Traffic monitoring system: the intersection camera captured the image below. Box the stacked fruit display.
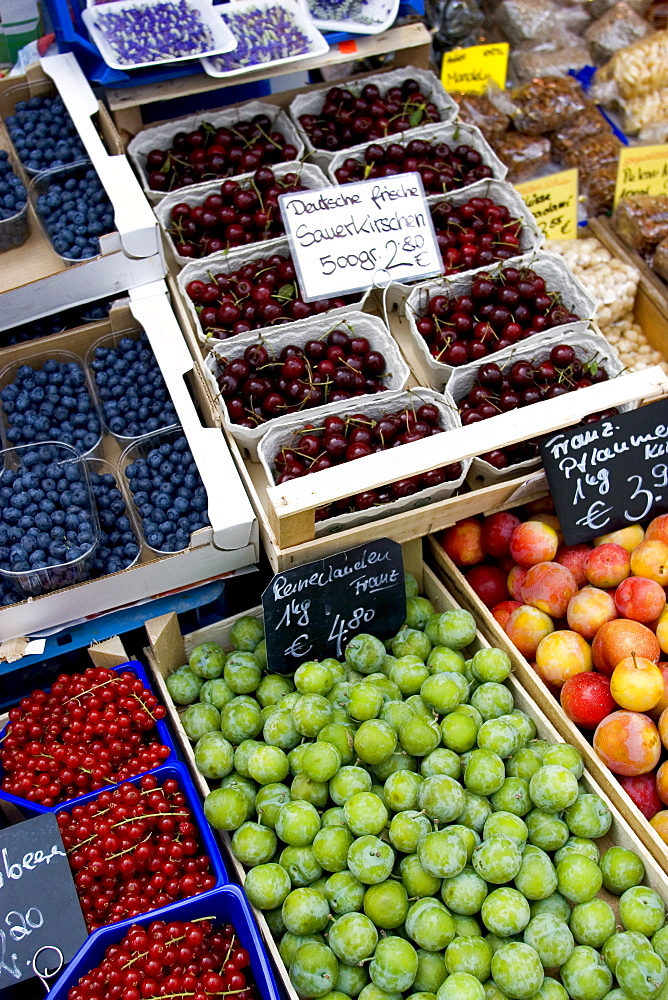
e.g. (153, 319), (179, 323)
(57, 771), (217, 931)
(332, 138), (494, 191)
(217, 330), (391, 429)
(65, 914), (257, 1000)
(143, 113), (299, 193)
(416, 267), (583, 366)
(297, 80), (442, 152)
(441, 509), (668, 841)
(185, 252), (353, 340)
(269, 405), (462, 521)
(457, 344), (618, 471)
(0, 666), (171, 806)
(166, 167), (306, 259)
(163, 591), (668, 1000)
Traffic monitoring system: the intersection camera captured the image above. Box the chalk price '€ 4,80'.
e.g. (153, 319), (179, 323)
(279, 172), (444, 301)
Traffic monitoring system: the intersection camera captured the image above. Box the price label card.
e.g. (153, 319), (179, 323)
(279, 173), (443, 302)
(515, 169), (579, 241)
(441, 43), (509, 95)
(614, 144), (668, 207)
(540, 398), (668, 545)
(0, 814), (87, 990)
(262, 539), (406, 674)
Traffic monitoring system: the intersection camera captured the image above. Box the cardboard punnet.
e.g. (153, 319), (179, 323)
(0, 54), (166, 331)
(0, 284), (258, 642)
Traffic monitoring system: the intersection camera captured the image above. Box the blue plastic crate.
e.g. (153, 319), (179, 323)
(48, 882), (280, 1000)
(0, 659), (177, 817)
(53, 760), (228, 932)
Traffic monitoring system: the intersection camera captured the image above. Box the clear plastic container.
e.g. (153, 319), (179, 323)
(86, 328), (180, 444)
(84, 456), (144, 576)
(0, 82), (88, 176)
(0, 349), (103, 459)
(29, 160), (115, 266)
(119, 425), (210, 557)
(0, 142), (29, 253)
(0, 441), (100, 597)
(0, 197), (28, 254)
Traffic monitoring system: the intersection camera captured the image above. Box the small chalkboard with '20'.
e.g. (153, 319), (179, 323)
(0, 813), (87, 991)
(540, 398), (668, 545)
(262, 539), (406, 674)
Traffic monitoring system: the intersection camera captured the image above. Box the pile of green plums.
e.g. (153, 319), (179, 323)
(164, 582), (668, 1000)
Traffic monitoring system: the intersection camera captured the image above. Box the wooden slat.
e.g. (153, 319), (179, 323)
(265, 367), (668, 547)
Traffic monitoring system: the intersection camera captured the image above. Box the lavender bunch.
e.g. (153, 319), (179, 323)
(94, 0), (215, 63)
(209, 4), (312, 70)
(307, 0), (384, 22)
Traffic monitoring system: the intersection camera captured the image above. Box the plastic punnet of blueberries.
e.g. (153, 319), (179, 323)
(0, 357), (102, 456)
(124, 433), (210, 553)
(89, 332), (179, 441)
(0, 150), (28, 253)
(89, 470), (141, 577)
(0, 443), (99, 595)
(34, 163), (115, 261)
(5, 95), (87, 174)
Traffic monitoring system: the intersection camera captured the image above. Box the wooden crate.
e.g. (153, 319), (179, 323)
(428, 535), (668, 873)
(0, 55), (163, 332)
(143, 541), (668, 1000)
(169, 270), (668, 570)
(589, 217), (668, 361)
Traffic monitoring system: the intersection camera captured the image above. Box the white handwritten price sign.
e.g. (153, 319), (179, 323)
(0, 813), (87, 989)
(278, 173), (443, 302)
(262, 539), (406, 673)
(540, 399), (668, 545)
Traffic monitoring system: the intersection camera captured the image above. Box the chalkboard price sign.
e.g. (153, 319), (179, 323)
(540, 398), (668, 545)
(262, 539), (406, 673)
(0, 813), (87, 991)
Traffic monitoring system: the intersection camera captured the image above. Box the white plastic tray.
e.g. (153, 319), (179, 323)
(307, 0), (399, 36)
(202, 0), (329, 78)
(126, 101), (304, 206)
(82, 0), (237, 71)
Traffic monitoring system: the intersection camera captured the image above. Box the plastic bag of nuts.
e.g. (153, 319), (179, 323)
(510, 76), (588, 134)
(653, 236), (668, 280)
(584, 1), (652, 64)
(492, 132), (551, 182)
(612, 195), (668, 254)
(451, 92), (510, 145)
(551, 103), (613, 163)
(595, 29), (668, 98)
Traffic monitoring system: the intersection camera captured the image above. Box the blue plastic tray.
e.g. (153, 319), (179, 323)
(54, 760), (228, 928)
(0, 659), (177, 817)
(48, 882), (280, 1000)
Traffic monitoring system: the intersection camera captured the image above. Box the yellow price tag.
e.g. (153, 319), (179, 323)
(515, 169), (579, 241)
(440, 43), (509, 95)
(614, 144), (668, 207)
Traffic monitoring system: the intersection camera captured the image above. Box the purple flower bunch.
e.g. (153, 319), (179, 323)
(94, 0), (215, 63)
(210, 4), (312, 70)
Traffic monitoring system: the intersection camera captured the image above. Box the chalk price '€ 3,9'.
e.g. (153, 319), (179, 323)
(279, 173), (444, 301)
